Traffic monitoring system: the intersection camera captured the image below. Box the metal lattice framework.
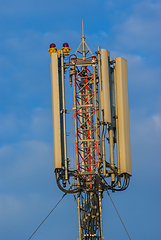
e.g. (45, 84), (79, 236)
(70, 31), (104, 238)
(73, 64), (100, 178)
(78, 191), (103, 240)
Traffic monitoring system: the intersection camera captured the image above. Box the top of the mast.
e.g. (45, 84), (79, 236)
(75, 20), (93, 58)
(82, 19), (84, 38)
(81, 19), (86, 59)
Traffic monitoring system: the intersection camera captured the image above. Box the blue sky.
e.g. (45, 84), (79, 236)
(0, 0), (161, 239)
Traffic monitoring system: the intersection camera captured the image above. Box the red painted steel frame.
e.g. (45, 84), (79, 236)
(73, 63), (99, 180)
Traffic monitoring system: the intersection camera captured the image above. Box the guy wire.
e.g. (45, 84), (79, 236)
(28, 193), (66, 240)
(107, 190), (131, 240)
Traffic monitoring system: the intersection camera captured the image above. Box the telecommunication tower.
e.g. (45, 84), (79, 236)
(48, 22), (132, 240)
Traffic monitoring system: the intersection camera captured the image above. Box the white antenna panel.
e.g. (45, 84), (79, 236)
(114, 57), (132, 175)
(50, 52), (62, 170)
(101, 49), (111, 124)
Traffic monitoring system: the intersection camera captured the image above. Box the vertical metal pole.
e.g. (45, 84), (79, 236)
(72, 63), (79, 171)
(93, 61), (99, 169)
(96, 74), (101, 158)
(97, 46), (106, 175)
(78, 192), (82, 240)
(113, 60), (120, 174)
(82, 20), (86, 60)
(109, 126), (115, 182)
(85, 67), (91, 176)
(98, 188), (103, 240)
(89, 81), (95, 171)
(109, 68), (115, 182)
(79, 84), (85, 172)
(61, 51), (68, 180)
(74, 67), (81, 238)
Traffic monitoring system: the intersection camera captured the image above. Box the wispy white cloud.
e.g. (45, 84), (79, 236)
(0, 139), (75, 239)
(112, 1), (161, 52)
(152, 114), (161, 130)
(0, 140), (53, 185)
(0, 113), (18, 136)
(0, 191), (74, 240)
(30, 108), (52, 139)
(0, 107), (54, 189)
(130, 109), (161, 174)
(0, 107), (52, 146)
(0, 194), (24, 221)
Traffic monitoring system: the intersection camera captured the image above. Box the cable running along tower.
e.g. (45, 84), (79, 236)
(48, 22), (132, 240)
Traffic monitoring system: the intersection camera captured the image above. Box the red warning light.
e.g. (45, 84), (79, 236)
(63, 43), (69, 48)
(50, 43), (56, 48)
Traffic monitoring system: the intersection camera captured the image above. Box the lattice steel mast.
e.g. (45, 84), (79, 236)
(48, 21), (132, 240)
